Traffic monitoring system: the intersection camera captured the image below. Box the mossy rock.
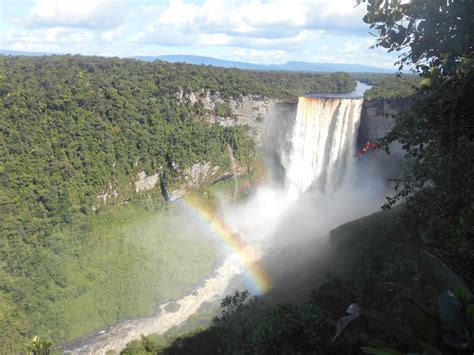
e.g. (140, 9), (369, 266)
(164, 303), (181, 313)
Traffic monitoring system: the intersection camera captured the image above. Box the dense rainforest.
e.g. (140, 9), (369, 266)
(0, 55), (356, 351)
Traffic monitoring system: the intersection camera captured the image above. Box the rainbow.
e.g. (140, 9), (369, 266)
(177, 195), (271, 295)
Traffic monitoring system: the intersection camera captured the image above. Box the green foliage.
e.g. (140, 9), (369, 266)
(0, 290), (28, 353)
(203, 290), (349, 354)
(212, 290), (261, 352)
(122, 334), (167, 355)
(1, 205), (220, 350)
(251, 303), (334, 354)
(358, 0), (474, 243)
(27, 335), (52, 355)
(214, 102), (232, 117)
(360, 0), (473, 71)
(334, 250), (474, 354)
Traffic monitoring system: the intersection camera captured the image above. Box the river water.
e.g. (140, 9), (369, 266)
(307, 81), (372, 99)
(63, 245), (263, 354)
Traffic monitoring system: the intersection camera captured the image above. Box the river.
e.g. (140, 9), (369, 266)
(62, 245), (263, 354)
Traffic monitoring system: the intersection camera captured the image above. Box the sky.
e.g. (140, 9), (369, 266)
(0, 0), (400, 69)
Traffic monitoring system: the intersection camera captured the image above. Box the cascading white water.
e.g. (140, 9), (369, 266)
(284, 97), (363, 198)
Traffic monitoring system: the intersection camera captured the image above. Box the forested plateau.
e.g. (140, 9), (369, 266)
(0, 55), (355, 350)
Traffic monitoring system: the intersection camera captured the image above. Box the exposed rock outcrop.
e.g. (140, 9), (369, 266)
(97, 183), (119, 202)
(135, 171), (160, 193)
(177, 89), (297, 147)
(168, 161), (226, 201)
(356, 98), (411, 183)
(357, 98), (410, 146)
(99, 93), (410, 206)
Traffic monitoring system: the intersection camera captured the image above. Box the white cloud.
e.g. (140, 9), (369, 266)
(158, 0), (200, 29)
(228, 29), (324, 50)
(198, 33), (232, 46)
(2, 27), (98, 52)
(230, 48), (288, 64)
(102, 25), (128, 43)
(26, 0), (126, 28)
(134, 0), (368, 50)
(0, 0), (398, 68)
(339, 41), (362, 53)
(197, 0), (366, 33)
(136, 24), (197, 46)
(308, 45), (398, 69)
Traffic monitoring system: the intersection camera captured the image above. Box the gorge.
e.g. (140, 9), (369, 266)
(0, 55), (413, 354)
(63, 82), (404, 354)
(3, 2), (471, 352)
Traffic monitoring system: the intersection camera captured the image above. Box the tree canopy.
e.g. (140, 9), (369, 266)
(360, 0), (474, 240)
(0, 54), (356, 351)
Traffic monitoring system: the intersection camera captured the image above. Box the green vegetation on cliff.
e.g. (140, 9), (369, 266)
(0, 55), (355, 351)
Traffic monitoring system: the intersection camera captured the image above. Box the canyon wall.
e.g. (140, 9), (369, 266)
(355, 98), (410, 185)
(357, 98), (410, 146)
(120, 93), (296, 204)
(176, 89), (297, 147)
(164, 94), (409, 200)
(96, 93), (409, 207)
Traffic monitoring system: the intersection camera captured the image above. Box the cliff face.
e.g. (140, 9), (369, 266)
(172, 90), (298, 187)
(166, 95), (411, 198)
(357, 98), (410, 146)
(126, 93), (298, 202)
(109, 95), (409, 206)
(177, 89), (297, 147)
(355, 98), (410, 185)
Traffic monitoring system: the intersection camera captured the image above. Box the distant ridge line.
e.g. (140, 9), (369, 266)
(136, 55), (393, 73)
(0, 50), (393, 73)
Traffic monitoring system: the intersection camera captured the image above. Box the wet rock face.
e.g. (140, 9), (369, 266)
(356, 98), (411, 184)
(135, 171), (160, 193)
(169, 161), (226, 201)
(358, 98), (410, 146)
(184, 161), (215, 186)
(164, 302), (181, 313)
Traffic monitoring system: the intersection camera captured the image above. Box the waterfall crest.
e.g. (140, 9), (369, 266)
(285, 97), (363, 197)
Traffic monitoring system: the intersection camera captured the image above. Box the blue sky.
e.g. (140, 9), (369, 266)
(0, 0), (399, 69)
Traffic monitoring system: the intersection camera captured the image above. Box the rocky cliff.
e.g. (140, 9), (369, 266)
(127, 92), (297, 202)
(357, 98), (410, 146)
(176, 89), (297, 147)
(170, 93), (410, 195)
(98, 94), (409, 207)
(174, 90), (298, 186)
(355, 98), (411, 184)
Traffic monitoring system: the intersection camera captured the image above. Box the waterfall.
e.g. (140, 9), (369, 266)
(284, 97), (363, 198)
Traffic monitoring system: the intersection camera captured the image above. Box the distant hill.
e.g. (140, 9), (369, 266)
(0, 49), (56, 56)
(0, 50), (393, 73)
(135, 54), (393, 73)
(135, 55), (263, 70)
